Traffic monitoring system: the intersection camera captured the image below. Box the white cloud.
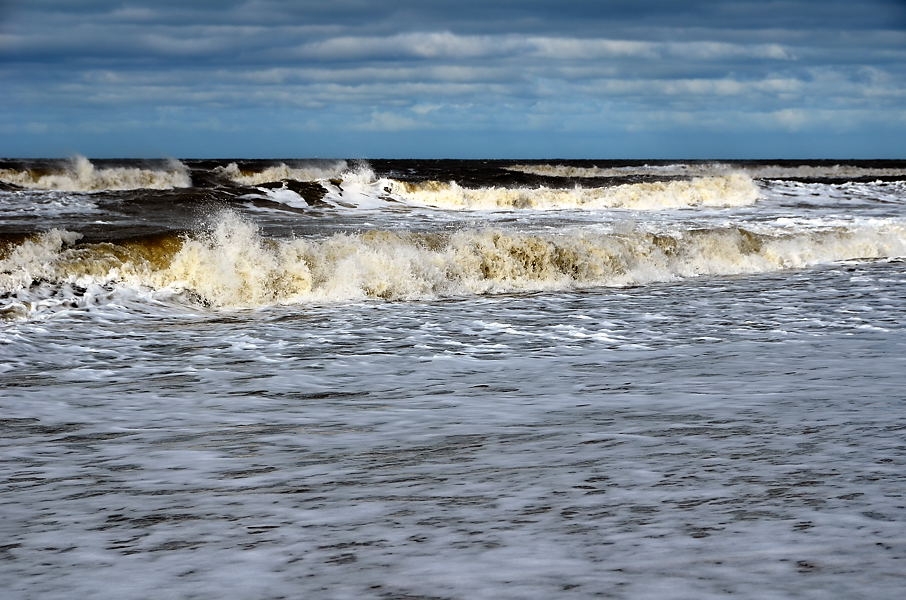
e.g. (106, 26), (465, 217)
(663, 41), (794, 61)
(771, 108), (810, 130)
(359, 111), (423, 131)
(296, 31), (514, 60)
(109, 6), (158, 22)
(411, 104), (442, 115)
(528, 37), (658, 59)
(293, 32), (796, 64)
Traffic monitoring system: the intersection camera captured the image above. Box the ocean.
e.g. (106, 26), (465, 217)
(2, 157), (905, 598)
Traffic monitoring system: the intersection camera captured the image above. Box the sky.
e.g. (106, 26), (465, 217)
(1, 0), (905, 158)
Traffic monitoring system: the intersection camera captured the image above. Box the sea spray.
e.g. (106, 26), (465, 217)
(389, 173), (759, 210)
(161, 212), (314, 306)
(0, 156), (192, 191)
(3, 211), (904, 312)
(505, 162), (906, 180)
(214, 160), (351, 185)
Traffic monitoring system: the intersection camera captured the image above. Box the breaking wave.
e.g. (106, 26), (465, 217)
(506, 163), (906, 180)
(3, 211), (904, 316)
(504, 163), (718, 178)
(215, 160), (351, 185)
(0, 158), (760, 212)
(743, 164), (906, 180)
(205, 162), (761, 212)
(389, 174), (759, 210)
(0, 156), (192, 191)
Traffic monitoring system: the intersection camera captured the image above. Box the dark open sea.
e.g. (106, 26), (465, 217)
(2, 157), (905, 598)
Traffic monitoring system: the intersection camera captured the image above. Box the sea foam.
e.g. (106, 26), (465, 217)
(506, 162), (906, 180)
(0, 156), (192, 191)
(389, 174), (759, 210)
(215, 160), (351, 185)
(3, 212), (904, 314)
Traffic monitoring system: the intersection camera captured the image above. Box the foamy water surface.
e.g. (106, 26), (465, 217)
(2, 159), (905, 598)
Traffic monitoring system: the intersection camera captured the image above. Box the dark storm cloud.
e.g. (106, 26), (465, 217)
(2, 0), (905, 156)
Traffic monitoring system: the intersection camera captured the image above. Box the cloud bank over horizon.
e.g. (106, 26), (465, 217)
(2, 0), (905, 158)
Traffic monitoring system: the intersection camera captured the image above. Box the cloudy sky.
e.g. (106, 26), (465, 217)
(2, 0), (905, 158)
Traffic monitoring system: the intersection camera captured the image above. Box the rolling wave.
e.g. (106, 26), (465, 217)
(1, 158), (760, 213)
(0, 156), (192, 191)
(387, 174), (758, 210)
(505, 163), (906, 180)
(3, 211), (904, 316)
(215, 160), (351, 185)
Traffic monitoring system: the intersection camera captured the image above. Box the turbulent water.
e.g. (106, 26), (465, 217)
(2, 157), (905, 598)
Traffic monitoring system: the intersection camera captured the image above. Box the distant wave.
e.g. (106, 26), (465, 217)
(231, 170), (760, 212)
(0, 156), (192, 191)
(742, 164), (906, 180)
(214, 160), (351, 185)
(3, 211), (904, 316)
(388, 174), (759, 210)
(505, 162), (906, 180)
(504, 163), (717, 178)
(3, 159), (904, 197)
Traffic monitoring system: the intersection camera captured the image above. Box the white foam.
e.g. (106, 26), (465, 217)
(0, 156), (191, 191)
(4, 213), (904, 313)
(745, 164), (906, 179)
(233, 169), (759, 213)
(0, 190), (103, 218)
(505, 163), (722, 178)
(215, 160), (350, 185)
(0, 229), (83, 295)
(260, 187), (309, 209)
(388, 174), (759, 211)
(320, 166), (393, 209)
(506, 162), (906, 180)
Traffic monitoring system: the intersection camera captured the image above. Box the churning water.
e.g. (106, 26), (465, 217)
(2, 158), (905, 598)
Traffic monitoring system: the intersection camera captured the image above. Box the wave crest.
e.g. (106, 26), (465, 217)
(390, 174), (759, 210)
(0, 156), (191, 191)
(3, 212), (904, 314)
(506, 162), (906, 180)
(214, 160), (351, 185)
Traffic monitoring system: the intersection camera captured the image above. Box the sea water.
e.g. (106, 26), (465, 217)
(1, 158), (905, 598)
